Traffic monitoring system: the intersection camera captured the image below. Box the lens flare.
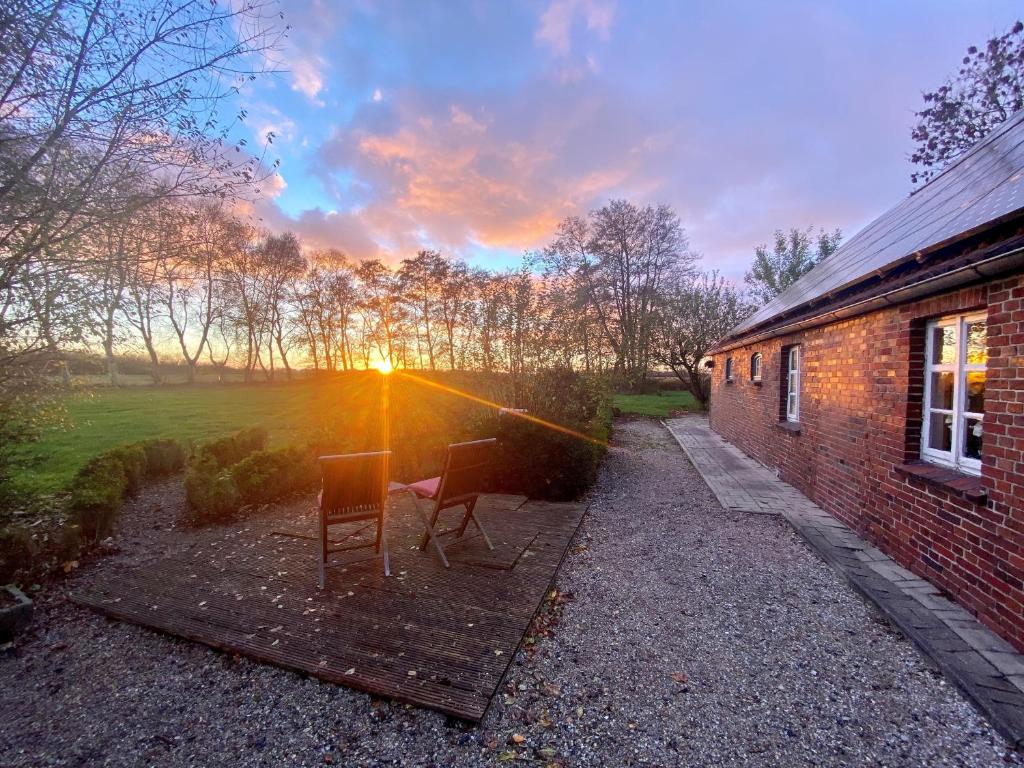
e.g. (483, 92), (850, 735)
(372, 359), (394, 375)
(395, 371), (606, 447)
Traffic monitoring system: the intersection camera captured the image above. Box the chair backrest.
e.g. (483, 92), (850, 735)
(437, 438), (496, 505)
(319, 451), (390, 515)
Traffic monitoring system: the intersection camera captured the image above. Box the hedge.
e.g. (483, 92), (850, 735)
(185, 432), (317, 524)
(0, 436), (189, 581)
(195, 427), (268, 469)
(470, 369), (612, 501)
(231, 446), (319, 507)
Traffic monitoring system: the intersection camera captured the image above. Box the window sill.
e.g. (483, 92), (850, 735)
(775, 420), (801, 435)
(895, 461), (987, 504)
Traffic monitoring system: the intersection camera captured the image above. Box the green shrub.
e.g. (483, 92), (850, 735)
(105, 444), (147, 495)
(184, 456), (240, 523)
(195, 427), (268, 469)
(471, 369), (612, 501)
(139, 438), (188, 476)
(0, 525), (35, 582)
(66, 453), (129, 541)
(231, 446), (319, 506)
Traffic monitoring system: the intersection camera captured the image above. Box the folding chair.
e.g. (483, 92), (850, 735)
(401, 438), (497, 568)
(316, 451), (391, 588)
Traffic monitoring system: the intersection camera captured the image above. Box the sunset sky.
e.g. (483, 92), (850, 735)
(243, 0), (1022, 279)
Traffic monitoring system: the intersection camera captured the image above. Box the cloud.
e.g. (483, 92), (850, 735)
(314, 79), (665, 259)
(535, 0), (615, 56)
(290, 55), (327, 103)
(277, 0), (342, 105)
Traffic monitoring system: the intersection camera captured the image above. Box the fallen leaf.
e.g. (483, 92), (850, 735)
(497, 751), (517, 762)
(62, 560), (79, 574)
(494, 649), (503, 656)
(345, 667), (355, 675)
(511, 734), (526, 745)
(670, 672), (689, 684)
(407, 670), (417, 677)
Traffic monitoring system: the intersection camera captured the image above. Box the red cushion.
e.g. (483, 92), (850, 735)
(407, 476), (441, 499)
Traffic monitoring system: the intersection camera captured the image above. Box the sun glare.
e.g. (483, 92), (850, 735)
(372, 359), (394, 375)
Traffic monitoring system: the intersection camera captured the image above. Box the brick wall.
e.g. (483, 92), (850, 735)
(709, 276), (1024, 650)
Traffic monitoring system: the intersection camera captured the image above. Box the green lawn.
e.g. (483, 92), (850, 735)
(10, 373), (503, 498)
(612, 390), (699, 418)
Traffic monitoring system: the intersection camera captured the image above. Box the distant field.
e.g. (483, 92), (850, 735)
(10, 372), (505, 498)
(612, 390), (698, 418)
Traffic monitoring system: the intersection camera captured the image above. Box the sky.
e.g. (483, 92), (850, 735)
(239, 0), (1023, 281)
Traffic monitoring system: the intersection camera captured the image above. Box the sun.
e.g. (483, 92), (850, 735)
(372, 359), (393, 375)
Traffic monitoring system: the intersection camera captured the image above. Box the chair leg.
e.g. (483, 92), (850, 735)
(409, 493), (449, 568)
(472, 510), (495, 551)
(318, 512), (327, 590)
(379, 513), (391, 577)
(418, 505), (442, 552)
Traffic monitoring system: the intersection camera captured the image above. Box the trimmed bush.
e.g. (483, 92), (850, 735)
(185, 442), (318, 523)
(105, 444), (147, 495)
(471, 369), (612, 501)
(195, 427), (267, 469)
(184, 456), (241, 523)
(66, 453), (129, 542)
(139, 438), (188, 476)
(60, 436), (189, 553)
(231, 446), (319, 507)
(0, 526), (35, 582)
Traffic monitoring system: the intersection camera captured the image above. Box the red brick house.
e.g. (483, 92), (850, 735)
(709, 110), (1024, 651)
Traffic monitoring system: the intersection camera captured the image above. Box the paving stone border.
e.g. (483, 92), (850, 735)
(665, 415), (1024, 748)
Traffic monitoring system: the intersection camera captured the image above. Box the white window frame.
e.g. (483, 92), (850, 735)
(751, 353), (762, 382)
(921, 312), (986, 476)
(785, 346), (800, 422)
(725, 357), (734, 382)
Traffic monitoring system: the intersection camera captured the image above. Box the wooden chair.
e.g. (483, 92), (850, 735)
(317, 451), (391, 588)
(401, 438), (497, 568)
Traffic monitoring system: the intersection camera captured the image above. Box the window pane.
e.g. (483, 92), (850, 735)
(965, 320), (987, 365)
(965, 370), (985, 413)
(930, 325), (956, 364)
(929, 371), (954, 409)
(927, 411), (953, 452)
(963, 417), (983, 460)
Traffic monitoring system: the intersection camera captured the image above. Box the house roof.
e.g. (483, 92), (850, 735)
(722, 108), (1024, 345)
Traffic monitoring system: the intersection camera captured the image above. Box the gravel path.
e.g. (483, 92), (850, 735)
(1, 418), (1019, 767)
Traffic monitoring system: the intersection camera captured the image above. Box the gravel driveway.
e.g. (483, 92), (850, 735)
(1, 417), (1019, 767)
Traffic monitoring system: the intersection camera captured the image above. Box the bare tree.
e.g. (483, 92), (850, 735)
(356, 259), (404, 367)
(543, 200), (696, 386)
(652, 272), (752, 408)
(398, 250), (445, 370)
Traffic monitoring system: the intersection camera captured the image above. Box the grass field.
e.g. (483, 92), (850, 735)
(10, 372), (507, 498)
(612, 390), (699, 418)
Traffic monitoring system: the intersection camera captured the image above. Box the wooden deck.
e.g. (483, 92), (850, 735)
(73, 493), (586, 721)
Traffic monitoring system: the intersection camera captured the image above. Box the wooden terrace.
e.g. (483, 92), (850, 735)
(73, 493), (586, 721)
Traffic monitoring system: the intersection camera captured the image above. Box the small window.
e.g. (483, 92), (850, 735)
(750, 353), (762, 382)
(921, 313), (986, 475)
(785, 346), (800, 422)
(725, 357), (734, 382)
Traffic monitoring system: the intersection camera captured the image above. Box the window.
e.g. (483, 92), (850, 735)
(921, 313), (986, 475)
(785, 346), (800, 422)
(750, 353), (762, 382)
(725, 357), (734, 382)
